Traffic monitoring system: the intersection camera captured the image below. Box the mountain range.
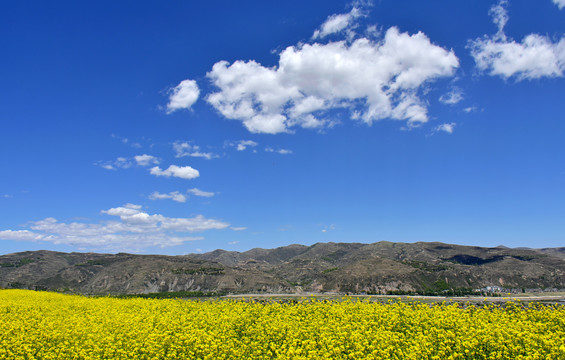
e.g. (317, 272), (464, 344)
(1, 241), (564, 295)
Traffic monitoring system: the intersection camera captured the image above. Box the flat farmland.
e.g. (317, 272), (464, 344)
(2, 290), (565, 359)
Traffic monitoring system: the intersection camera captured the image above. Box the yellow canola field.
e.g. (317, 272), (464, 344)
(1, 290), (565, 360)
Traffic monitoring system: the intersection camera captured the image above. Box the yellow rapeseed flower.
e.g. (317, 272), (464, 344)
(0, 290), (564, 359)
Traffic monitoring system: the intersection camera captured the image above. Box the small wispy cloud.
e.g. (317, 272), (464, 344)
(230, 227), (247, 231)
(439, 88), (464, 105)
(148, 191), (187, 203)
(134, 154), (160, 166)
(149, 165), (200, 180)
(237, 140), (258, 151)
(148, 188), (215, 202)
(265, 147), (293, 155)
(96, 157), (134, 170)
(188, 188), (215, 197)
(97, 155), (160, 170)
(226, 140), (258, 151)
(278, 225), (293, 232)
(173, 142), (218, 160)
(434, 123), (456, 134)
(312, 6), (363, 39)
(112, 134), (130, 144)
(111, 134), (143, 149)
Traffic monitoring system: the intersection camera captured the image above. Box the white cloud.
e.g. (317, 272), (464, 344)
(98, 155), (160, 170)
(149, 191), (187, 203)
(112, 134), (130, 144)
(102, 203), (142, 217)
(114, 157), (131, 168)
(439, 88), (464, 105)
(265, 147), (293, 154)
(554, 0), (565, 10)
(96, 157), (134, 170)
(469, 0), (565, 80)
(230, 227), (247, 231)
(312, 7), (362, 39)
(158, 215), (228, 232)
(112, 134), (143, 149)
(434, 123), (456, 134)
(1, 204), (229, 251)
(166, 79), (200, 113)
(321, 224), (336, 233)
(0, 230), (45, 241)
(134, 154), (160, 166)
(2, 194), (13, 198)
(226, 140), (258, 151)
(237, 140), (257, 151)
(228, 241), (240, 245)
(463, 106), (478, 113)
(148, 188), (213, 202)
(207, 27), (458, 134)
(489, 0), (509, 40)
(173, 142), (218, 160)
(188, 188), (215, 197)
(150, 165), (200, 180)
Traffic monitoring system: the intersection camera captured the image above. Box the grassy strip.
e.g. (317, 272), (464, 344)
(114, 290), (225, 299)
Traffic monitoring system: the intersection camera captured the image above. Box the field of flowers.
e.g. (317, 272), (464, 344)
(1, 289), (564, 359)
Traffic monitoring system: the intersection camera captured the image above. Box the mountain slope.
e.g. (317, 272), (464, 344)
(1, 241), (564, 295)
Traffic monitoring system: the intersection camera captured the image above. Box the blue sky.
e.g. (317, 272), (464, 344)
(1, 0), (564, 255)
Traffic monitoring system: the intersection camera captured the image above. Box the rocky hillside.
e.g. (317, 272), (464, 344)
(1, 241), (564, 295)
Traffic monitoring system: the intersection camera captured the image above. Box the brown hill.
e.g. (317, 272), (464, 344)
(1, 241), (564, 295)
